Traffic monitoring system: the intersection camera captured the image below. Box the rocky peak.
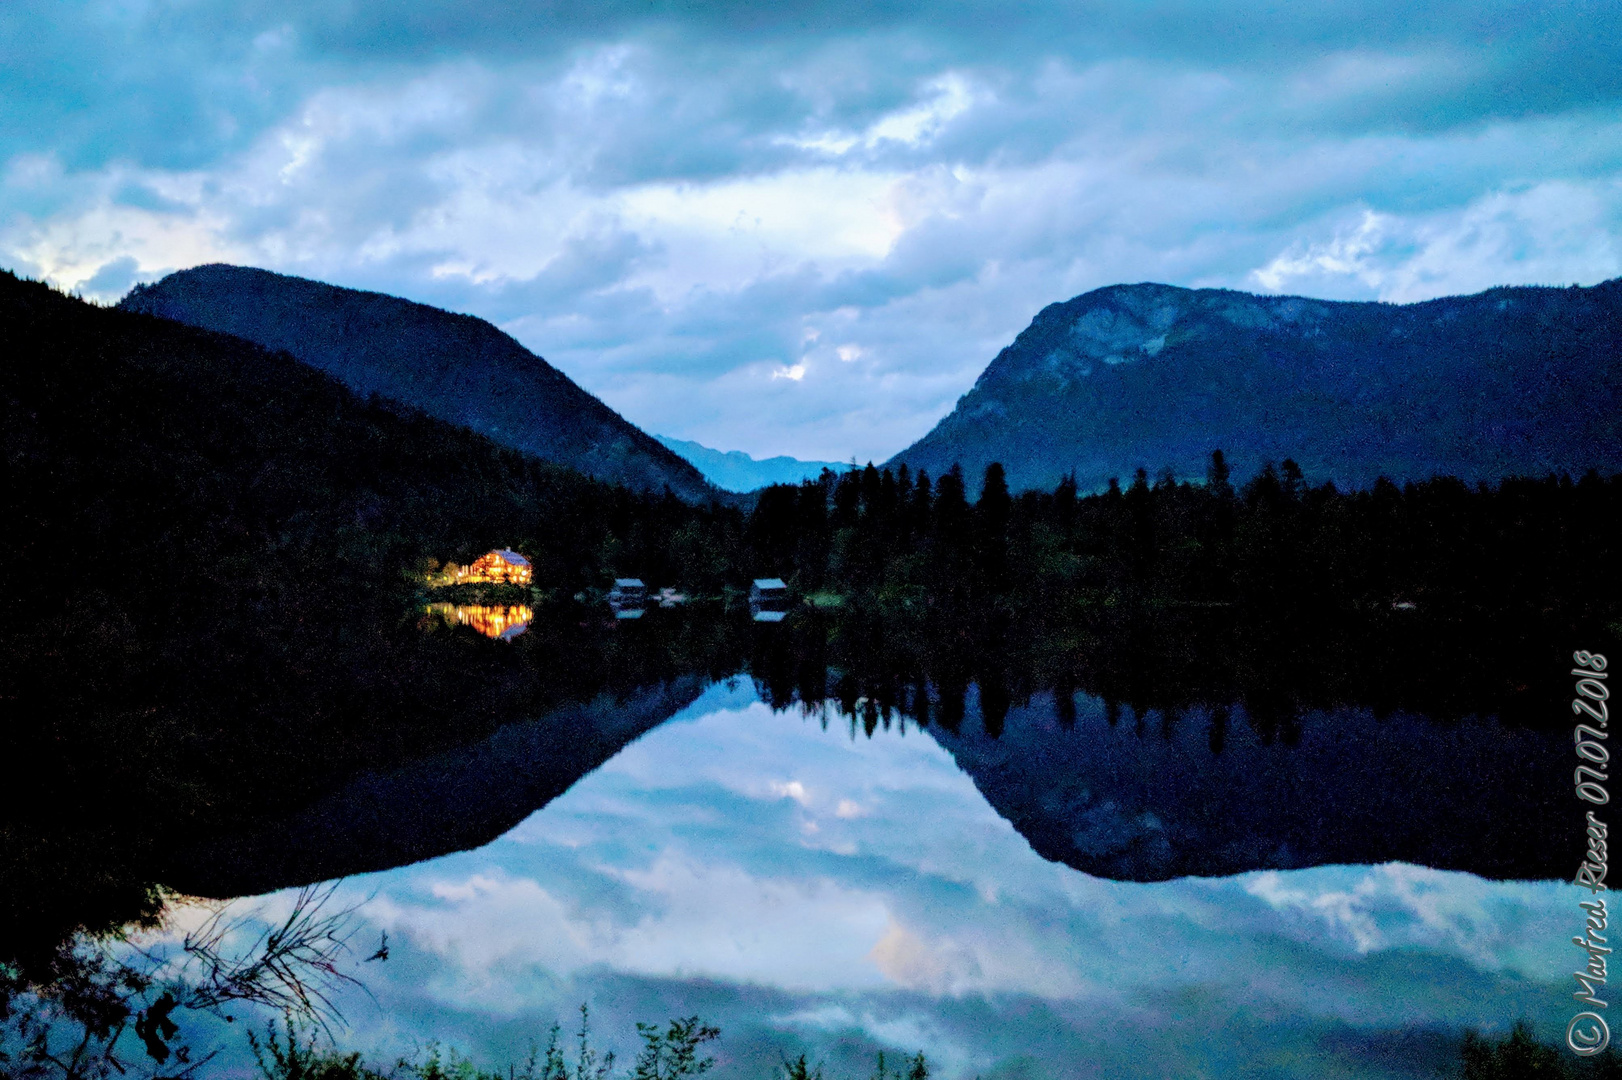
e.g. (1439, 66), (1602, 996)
(891, 276), (1622, 494)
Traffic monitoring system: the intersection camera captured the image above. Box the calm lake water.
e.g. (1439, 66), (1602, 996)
(168, 675), (1575, 1079)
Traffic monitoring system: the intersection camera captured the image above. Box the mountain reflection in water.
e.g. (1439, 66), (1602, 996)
(166, 678), (707, 897)
(426, 602), (533, 640)
(6, 603), (1596, 1080)
(164, 665), (1571, 903)
(197, 681), (1569, 1080)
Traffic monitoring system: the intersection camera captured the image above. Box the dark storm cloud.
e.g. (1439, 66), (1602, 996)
(10, 1), (1621, 172)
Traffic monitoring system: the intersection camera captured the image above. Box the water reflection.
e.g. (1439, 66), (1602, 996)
(426, 603), (534, 640)
(163, 666), (1572, 899)
(10, 601), (1594, 1078)
(924, 688), (1566, 881)
(261, 682), (1567, 1080)
(166, 678), (707, 898)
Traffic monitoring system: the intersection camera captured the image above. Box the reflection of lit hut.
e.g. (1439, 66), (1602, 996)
(608, 578), (646, 619)
(426, 603), (533, 641)
(465, 548), (533, 586)
(749, 578), (790, 622)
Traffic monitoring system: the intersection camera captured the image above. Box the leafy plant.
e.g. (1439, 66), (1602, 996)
(249, 1016), (379, 1080)
(776, 1055), (822, 1080)
(629, 1016), (718, 1080)
(866, 1051), (927, 1080)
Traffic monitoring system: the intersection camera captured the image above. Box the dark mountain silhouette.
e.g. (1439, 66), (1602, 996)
(889, 278), (1622, 493)
(120, 264), (715, 501)
(927, 688), (1568, 882)
(163, 677), (707, 898)
(1, 267), (757, 963)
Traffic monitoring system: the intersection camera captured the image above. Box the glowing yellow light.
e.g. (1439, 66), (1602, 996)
(426, 603), (534, 640)
(459, 548), (534, 585)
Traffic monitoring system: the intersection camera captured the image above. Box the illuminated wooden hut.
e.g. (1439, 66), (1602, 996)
(465, 548), (533, 586)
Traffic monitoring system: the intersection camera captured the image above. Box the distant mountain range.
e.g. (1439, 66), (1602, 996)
(890, 278), (1622, 494)
(655, 435), (853, 492)
(120, 265), (715, 501)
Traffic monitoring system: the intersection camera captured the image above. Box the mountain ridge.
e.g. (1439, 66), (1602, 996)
(655, 434), (854, 492)
(889, 277), (1622, 493)
(119, 264), (716, 501)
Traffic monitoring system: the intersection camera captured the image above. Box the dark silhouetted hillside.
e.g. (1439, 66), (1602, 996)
(165, 677), (707, 897)
(120, 264), (715, 500)
(889, 278), (1622, 493)
(0, 269), (749, 966)
(929, 692), (1566, 882)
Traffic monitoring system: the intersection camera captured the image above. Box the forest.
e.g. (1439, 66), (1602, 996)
(741, 453), (1622, 625)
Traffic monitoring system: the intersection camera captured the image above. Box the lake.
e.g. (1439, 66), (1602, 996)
(137, 634), (1577, 1080)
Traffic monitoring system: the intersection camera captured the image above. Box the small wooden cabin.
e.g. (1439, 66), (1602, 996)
(608, 578), (646, 619)
(465, 548), (533, 586)
(750, 578), (790, 622)
(750, 578), (789, 605)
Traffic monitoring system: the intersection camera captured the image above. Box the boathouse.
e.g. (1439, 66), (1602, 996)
(609, 578), (647, 619)
(750, 578), (790, 622)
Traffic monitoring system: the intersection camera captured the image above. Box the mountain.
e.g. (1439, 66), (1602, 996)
(655, 435), (854, 492)
(889, 278), (1622, 493)
(120, 264), (715, 501)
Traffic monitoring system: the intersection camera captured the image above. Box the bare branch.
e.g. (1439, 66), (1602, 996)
(177, 882), (366, 1036)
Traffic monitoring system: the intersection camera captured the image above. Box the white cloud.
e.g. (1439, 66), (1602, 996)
(770, 779), (812, 803)
(1241, 863), (1567, 977)
(5, 196), (245, 300)
(1252, 208), (1391, 293)
(785, 72), (978, 156)
(1253, 180), (1622, 301)
(616, 166), (905, 284)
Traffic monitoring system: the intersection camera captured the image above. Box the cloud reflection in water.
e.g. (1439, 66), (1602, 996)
(306, 681), (1568, 1078)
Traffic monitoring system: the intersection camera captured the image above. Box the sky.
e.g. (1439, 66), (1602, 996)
(148, 681), (1571, 1079)
(5, 2), (1621, 462)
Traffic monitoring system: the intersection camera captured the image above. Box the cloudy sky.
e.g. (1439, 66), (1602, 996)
(5, 2), (1620, 462)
